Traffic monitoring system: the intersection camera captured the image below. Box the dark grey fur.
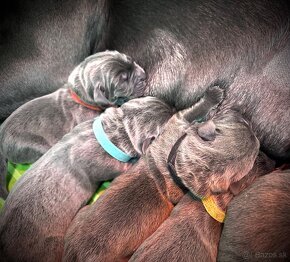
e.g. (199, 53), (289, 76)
(0, 86), (223, 261)
(63, 107), (259, 261)
(218, 169), (290, 261)
(129, 152), (275, 262)
(0, 50), (146, 164)
(1, 0), (289, 162)
(0, 0), (110, 121)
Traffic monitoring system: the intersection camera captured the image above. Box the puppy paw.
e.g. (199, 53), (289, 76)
(204, 85), (225, 105)
(180, 85), (225, 124)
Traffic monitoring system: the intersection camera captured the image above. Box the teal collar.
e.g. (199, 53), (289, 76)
(93, 117), (134, 163)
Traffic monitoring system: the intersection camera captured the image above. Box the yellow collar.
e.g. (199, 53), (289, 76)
(202, 195), (226, 223)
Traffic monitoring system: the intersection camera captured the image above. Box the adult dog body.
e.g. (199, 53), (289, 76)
(1, 0), (290, 161)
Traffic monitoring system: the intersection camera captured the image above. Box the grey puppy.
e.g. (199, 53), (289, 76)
(63, 106), (260, 261)
(0, 50), (146, 164)
(129, 151), (275, 262)
(0, 50), (145, 199)
(0, 86), (223, 262)
(218, 169), (290, 262)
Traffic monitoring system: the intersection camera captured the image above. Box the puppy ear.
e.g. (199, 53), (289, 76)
(229, 175), (256, 196)
(197, 120), (217, 141)
(209, 175), (231, 194)
(209, 161), (257, 195)
(180, 86), (224, 124)
(141, 136), (155, 154)
(229, 151), (276, 196)
(209, 164), (248, 195)
(92, 83), (111, 107)
(140, 126), (162, 155)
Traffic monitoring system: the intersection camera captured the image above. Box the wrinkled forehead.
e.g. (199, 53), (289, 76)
(186, 111), (253, 148)
(211, 109), (249, 129)
(105, 52), (133, 65)
(184, 128), (255, 167)
(121, 96), (171, 114)
(87, 53), (133, 71)
(89, 50), (132, 61)
(80, 56), (135, 88)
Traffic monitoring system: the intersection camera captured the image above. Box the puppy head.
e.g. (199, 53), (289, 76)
(99, 96), (175, 160)
(174, 109), (260, 198)
(68, 50), (146, 108)
(120, 96), (175, 156)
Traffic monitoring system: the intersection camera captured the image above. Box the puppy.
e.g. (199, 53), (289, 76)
(0, 50), (146, 164)
(129, 152), (275, 262)
(218, 169), (290, 261)
(63, 106), (260, 261)
(0, 86), (224, 262)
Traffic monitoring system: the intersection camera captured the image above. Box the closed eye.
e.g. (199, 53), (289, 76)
(197, 120), (217, 141)
(100, 85), (106, 93)
(120, 71), (129, 81)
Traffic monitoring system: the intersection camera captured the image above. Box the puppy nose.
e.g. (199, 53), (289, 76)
(115, 97), (129, 106)
(197, 120), (217, 141)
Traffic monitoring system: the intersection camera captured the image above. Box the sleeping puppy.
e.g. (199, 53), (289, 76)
(0, 50), (146, 164)
(63, 107), (260, 262)
(218, 169), (290, 261)
(129, 151), (275, 262)
(0, 86), (224, 262)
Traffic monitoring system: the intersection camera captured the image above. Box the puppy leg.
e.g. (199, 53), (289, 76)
(0, 162), (96, 262)
(130, 193), (221, 262)
(64, 163), (174, 262)
(0, 119), (129, 261)
(182, 85), (225, 123)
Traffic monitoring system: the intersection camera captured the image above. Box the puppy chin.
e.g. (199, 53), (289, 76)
(179, 176), (210, 199)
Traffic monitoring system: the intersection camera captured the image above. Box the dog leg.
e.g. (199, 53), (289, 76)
(0, 119), (130, 262)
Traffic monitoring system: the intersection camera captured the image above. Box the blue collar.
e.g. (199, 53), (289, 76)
(93, 117), (134, 163)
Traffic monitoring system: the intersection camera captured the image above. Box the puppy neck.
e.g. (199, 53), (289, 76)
(93, 117), (136, 163)
(69, 88), (103, 111)
(100, 107), (138, 159)
(145, 152), (185, 205)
